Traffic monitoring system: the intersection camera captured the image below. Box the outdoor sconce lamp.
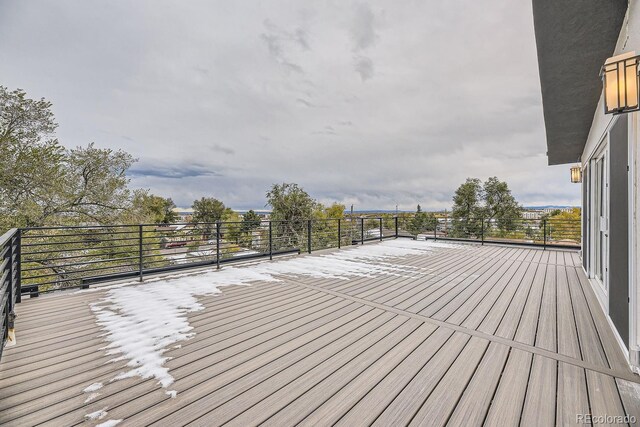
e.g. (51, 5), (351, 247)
(602, 51), (640, 114)
(570, 165), (582, 183)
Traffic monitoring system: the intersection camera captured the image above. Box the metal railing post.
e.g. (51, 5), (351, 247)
(138, 225), (144, 282)
(379, 218), (383, 241)
(481, 217), (484, 245)
(6, 231), (16, 346)
(15, 230), (21, 304)
(360, 218), (364, 245)
(395, 216), (398, 238)
(269, 221), (273, 260)
(216, 221), (221, 270)
(338, 219), (341, 249)
(307, 220), (312, 254)
(543, 219), (547, 250)
(7, 233), (13, 311)
(434, 220), (437, 241)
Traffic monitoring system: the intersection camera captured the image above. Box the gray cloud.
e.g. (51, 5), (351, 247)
(296, 97), (316, 107)
(351, 3), (377, 50)
(350, 3), (378, 80)
(129, 163), (224, 179)
(210, 144), (235, 155)
(260, 19), (308, 74)
(0, 0), (579, 210)
(353, 55), (374, 81)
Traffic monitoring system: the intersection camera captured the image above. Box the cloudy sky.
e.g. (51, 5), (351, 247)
(0, 0), (579, 210)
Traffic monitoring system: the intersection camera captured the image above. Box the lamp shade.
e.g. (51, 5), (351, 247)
(602, 51), (640, 114)
(570, 165), (582, 183)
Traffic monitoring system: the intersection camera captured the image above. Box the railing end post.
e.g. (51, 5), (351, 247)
(6, 311), (16, 347)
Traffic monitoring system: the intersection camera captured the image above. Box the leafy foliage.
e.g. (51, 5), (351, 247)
(451, 178), (484, 237)
(241, 210), (262, 232)
(129, 191), (178, 224)
(266, 183), (320, 250)
(546, 207), (581, 243)
(0, 86), (137, 229)
(311, 203), (345, 249)
(482, 177), (522, 233)
(407, 205), (437, 237)
(451, 177), (522, 238)
(192, 197), (228, 238)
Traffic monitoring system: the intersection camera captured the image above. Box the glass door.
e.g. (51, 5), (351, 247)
(592, 151), (608, 291)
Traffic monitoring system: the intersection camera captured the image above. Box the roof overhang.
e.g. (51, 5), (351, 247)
(532, 0), (627, 165)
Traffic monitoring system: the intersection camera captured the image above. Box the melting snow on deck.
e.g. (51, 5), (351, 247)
(83, 239), (467, 422)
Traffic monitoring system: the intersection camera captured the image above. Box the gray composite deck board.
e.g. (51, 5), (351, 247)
(0, 242), (638, 426)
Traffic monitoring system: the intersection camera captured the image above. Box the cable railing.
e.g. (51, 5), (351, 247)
(0, 215), (581, 360)
(16, 215), (581, 296)
(19, 218), (391, 295)
(395, 216), (581, 247)
(0, 229), (19, 359)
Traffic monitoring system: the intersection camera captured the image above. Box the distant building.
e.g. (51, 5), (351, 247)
(541, 207), (574, 214)
(522, 211), (542, 220)
(172, 208), (194, 222)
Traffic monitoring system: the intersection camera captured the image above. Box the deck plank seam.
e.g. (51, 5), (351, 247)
(282, 277), (640, 383)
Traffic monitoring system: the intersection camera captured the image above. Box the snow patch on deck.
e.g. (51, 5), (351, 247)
(85, 408), (108, 420)
(83, 382), (103, 392)
(88, 239), (465, 392)
(96, 420), (122, 427)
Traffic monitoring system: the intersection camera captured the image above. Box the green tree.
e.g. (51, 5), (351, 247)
(56, 143), (135, 224)
(130, 191), (178, 224)
(192, 197), (227, 238)
(237, 210), (262, 249)
(322, 203), (345, 219)
(408, 205), (437, 237)
(451, 178), (484, 237)
(222, 208), (242, 249)
(1, 86), (64, 229)
(311, 203), (345, 249)
(547, 207), (581, 244)
(451, 177), (523, 238)
(241, 210), (262, 233)
(266, 183), (319, 250)
(0, 87), (137, 229)
(482, 177), (522, 234)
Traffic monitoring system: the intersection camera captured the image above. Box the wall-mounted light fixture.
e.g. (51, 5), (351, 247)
(601, 51), (640, 114)
(570, 165), (582, 183)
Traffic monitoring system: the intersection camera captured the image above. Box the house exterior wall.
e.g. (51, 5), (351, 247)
(581, 2), (640, 369)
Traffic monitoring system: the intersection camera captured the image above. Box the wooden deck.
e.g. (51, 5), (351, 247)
(0, 242), (639, 426)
